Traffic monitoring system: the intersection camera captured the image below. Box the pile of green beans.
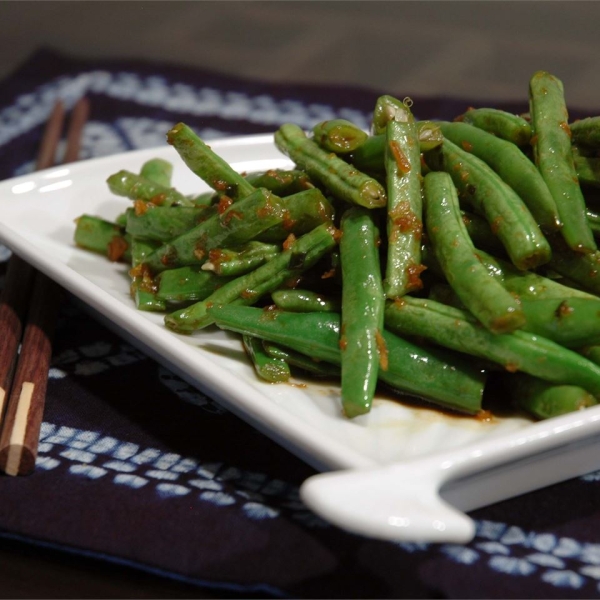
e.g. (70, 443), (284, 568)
(75, 70), (600, 422)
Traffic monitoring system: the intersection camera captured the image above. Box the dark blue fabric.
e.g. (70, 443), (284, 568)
(1, 49), (599, 599)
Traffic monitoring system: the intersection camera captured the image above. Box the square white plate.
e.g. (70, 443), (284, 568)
(2, 134), (600, 542)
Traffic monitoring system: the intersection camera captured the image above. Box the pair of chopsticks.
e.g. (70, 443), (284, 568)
(0, 98), (90, 476)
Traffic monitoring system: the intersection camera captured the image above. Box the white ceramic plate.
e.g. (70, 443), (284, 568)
(2, 134), (600, 543)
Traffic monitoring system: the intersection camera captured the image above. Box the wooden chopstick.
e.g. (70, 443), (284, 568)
(0, 97), (89, 476)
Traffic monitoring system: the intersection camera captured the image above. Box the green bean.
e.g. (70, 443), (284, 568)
(546, 245), (600, 295)
(384, 297), (600, 397)
(208, 306), (485, 414)
(587, 208), (600, 237)
(312, 119), (368, 154)
(130, 238), (166, 312)
(244, 169), (314, 195)
(167, 122), (255, 201)
(384, 117), (424, 297)
(570, 116), (600, 148)
(274, 123), (386, 209)
(256, 188), (335, 243)
(498, 373), (597, 419)
(140, 158), (173, 188)
(262, 341), (341, 378)
(348, 122), (443, 174)
(201, 241), (280, 277)
(423, 172), (525, 333)
(439, 121), (561, 232)
(460, 210), (507, 256)
(529, 71), (596, 253)
(456, 107), (532, 146)
(107, 170), (194, 207)
(242, 335), (291, 383)
(372, 95), (413, 135)
(164, 223), (338, 332)
(474, 247), (596, 301)
(425, 139), (551, 270)
(125, 205), (212, 242)
(519, 297), (600, 348)
(143, 188), (286, 274)
(74, 215), (124, 255)
(339, 208), (386, 417)
(271, 289), (341, 312)
(155, 266), (234, 307)
(574, 154), (600, 188)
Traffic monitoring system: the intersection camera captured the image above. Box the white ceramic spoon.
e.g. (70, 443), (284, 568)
(300, 406), (600, 543)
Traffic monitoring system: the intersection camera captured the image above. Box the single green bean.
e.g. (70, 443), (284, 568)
(274, 123), (386, 209)
(242, 335), (291, 383)
(457, 107), (532, 146)
(244, 169), (314, 195)
(155, 266), (234, 307)
(107, 170), (194, 207)
(499, 373), (597, 419)
(130, 238), (166, 312)
(575, 154), (600, 188)
(167, 123), (255, 201)
(125, 205), (212, 242)
(529, 71), (596, 253)
(312, 119), (368, 154)
(74, 215), (124, 256)
(140, 158), (173, 188)
(423, 172), (525, 333)
(570, 116), (600, 148)
(201, 241), (280, 277)
(207, 306), (486, 414)
(262, 341), (341, 378)
(372, 95), (413, 135)
(339, 207), (386, 417)
(271, 289), (341, 312)
(546, 245), (600, 296)
(384, 117), (424, 297)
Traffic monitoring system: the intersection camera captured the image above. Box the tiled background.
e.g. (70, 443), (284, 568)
(1, 1), (600, 112)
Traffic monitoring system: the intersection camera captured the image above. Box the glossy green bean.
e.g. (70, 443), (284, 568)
(262, 341), (341, 378)
(570, 116), (600, 148)
(457, 107), (532, 146)
(423, 172), (525, 333)
(167, 123), (255, 201)
(201, 241), (280, 277)
(384, 117), (424, 297)
(312, 119), (368, 154)
(125, 205), (212, 242)
(243, 335), (291, 383)
(107, 170), (194, 207)
(339, 208), (386, 417)
(529, 71), (596, 253)
(140, 158), (173, 188)
(499, 373), (597, 419)
(155, 266), (234, 307)
(271, 289), (341, 312)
